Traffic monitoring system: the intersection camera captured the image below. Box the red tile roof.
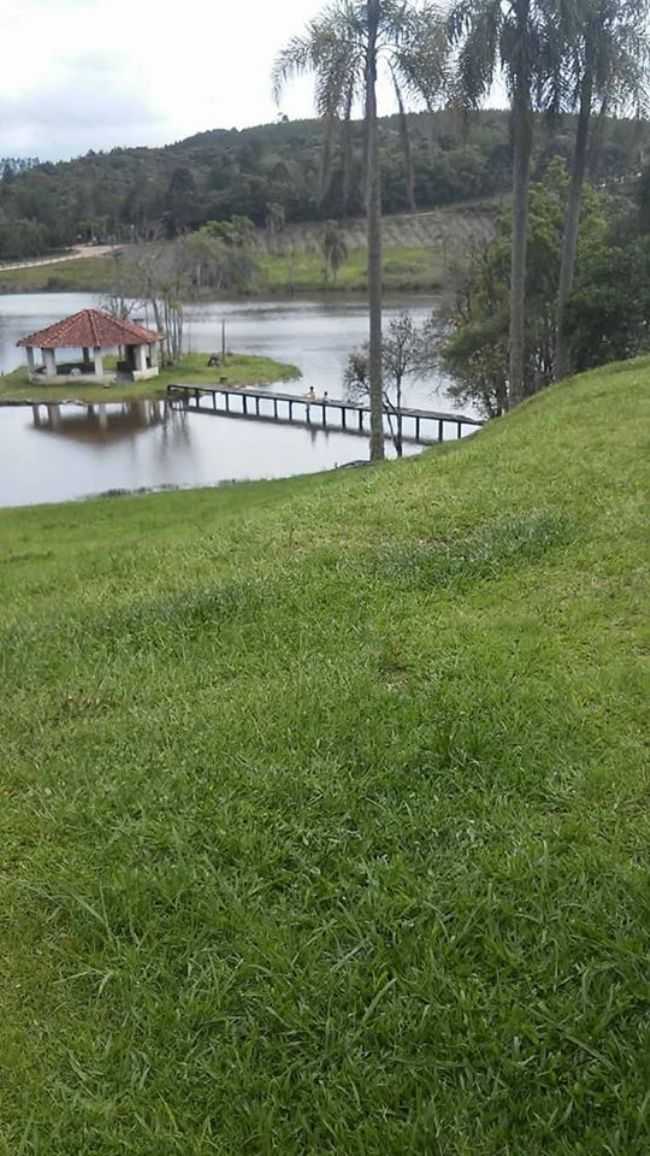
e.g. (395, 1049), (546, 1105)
(17, 308), (159, 350)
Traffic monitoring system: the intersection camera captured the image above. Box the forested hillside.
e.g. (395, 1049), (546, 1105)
(0, 108), (647, 261)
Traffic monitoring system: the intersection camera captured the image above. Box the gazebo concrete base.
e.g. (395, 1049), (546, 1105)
(27, 367), (159, 386)
(131, 367), (160, 382)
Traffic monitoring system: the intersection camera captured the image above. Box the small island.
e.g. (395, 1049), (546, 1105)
(1, 352), (301, 406)
(0, 306), (301, 405)
(0, 356), (300, 411)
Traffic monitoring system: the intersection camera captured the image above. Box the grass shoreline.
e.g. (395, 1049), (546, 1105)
(1, 358), (649, 1152)
(0, 244), (448, 297)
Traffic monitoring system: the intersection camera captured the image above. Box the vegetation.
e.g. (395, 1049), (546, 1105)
(0, 353), (300, 405)
(1, 360), (649, 1153)
(260, 241), (446, 292)
(0, 208), (491, 297)
(0, 254), (123, 294)
(0, 104), (646, 264)
(450, 0), (552, 406)
(448, 0), (649, 406)
(548, 0), (649, 380)
(274, 0), (448, 461)
(320, 220), (349, 283)
(440, 158), (650, 414)
(345, 310), (432, 455)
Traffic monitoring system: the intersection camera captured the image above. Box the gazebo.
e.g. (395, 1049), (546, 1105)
(17, 308), (160, 385)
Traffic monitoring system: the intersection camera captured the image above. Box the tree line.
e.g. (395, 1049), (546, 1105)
(0, 105), (646, 264)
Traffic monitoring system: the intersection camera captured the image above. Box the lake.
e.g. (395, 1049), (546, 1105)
(0, 292), (463, 508)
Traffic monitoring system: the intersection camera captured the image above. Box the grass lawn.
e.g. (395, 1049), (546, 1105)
(260, 244), (445, 293)
(1, 358), (649, 1153)
(0, 254), (119, 295)
(0, 353), (301, 405)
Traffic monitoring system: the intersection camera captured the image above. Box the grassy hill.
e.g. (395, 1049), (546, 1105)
(0, 201), (499, 296)
(1, 358), (649, 1153)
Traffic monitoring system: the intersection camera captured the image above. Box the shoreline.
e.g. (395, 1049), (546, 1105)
(0, 353), (302, 407)
(1, 459), (374, 512)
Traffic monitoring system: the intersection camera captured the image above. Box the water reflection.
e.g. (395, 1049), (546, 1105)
(31, 400), (171, 444)
(1, 292), (463, 507)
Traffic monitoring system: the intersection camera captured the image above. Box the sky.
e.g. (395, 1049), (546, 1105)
(0, 0), (414, 162)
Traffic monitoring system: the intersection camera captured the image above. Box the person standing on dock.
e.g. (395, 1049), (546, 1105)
(305, 385), (316, 421)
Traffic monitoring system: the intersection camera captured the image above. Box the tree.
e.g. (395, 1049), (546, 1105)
(164, 166), (199, 236)
(321, 219), (349, 283)
(567, 234), (650, 369)
(108, 242), (194, 363)
(187, 217), (259, 292)
(547, 0), (649, 379)
(439, 160), (610, 414)
(265, 201), (286, 252)
(344, 310), (424, 455)
(273, 0), (448, 461)
(449, 0), (546, 407)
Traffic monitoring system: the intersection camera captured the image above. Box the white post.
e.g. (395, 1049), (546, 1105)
(135, 344), (148, 373)
(26, 347), (35, 374)
(93, 347), (104, 379)
(43, 348), (57, 378)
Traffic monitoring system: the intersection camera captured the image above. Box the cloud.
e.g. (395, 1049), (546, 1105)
(0, 64), (165, 156)
(0, 0), (409, 161)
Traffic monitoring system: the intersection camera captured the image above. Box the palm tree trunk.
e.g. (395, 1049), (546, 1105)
(366, 0), (385, 461)
(554, 63), (593, 381)
(392, 73), (416, 213)
(342, 83), (354, 216)
(509, 78), (532, 407)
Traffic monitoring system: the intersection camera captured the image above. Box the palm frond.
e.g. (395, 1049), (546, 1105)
(391, 7), (450, 110)
(448, 0), (502, 108)
(272, 35), (315, 104)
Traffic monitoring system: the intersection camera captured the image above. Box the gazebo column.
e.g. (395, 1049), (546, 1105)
(42, 348), (57, 378)
(26, 347), (35, 374)
(135, 344), (148, 373)
(93, 346), (104, 379)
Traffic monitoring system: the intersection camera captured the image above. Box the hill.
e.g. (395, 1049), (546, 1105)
(0, 199), (500, 296)
(1, 358), (649, 1153)
(0, 107), (646, 262)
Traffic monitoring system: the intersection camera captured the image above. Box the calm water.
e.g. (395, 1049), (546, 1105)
(0, 292), (462, 508)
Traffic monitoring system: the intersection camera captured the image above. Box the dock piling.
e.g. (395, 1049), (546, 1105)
(166, 384), (482, 447)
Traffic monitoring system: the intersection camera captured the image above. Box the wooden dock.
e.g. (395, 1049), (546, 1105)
(166, 384), (483, 444)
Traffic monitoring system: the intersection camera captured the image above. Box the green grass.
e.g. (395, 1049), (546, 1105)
(1, 357), (649, 1154)
(0, 255), (118, 294)
(0, 244), (445, 297)
(260, 244), (444, 293)
(0, 353), (301, 404)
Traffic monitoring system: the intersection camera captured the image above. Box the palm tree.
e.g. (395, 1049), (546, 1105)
(449, 0), (545, 407)
(321, 219), (349, 282)
(273, 1), (448, 461)
(547, 0), (649, 380)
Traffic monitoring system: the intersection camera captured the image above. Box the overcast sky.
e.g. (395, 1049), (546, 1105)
(1, 0), (421, 162)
